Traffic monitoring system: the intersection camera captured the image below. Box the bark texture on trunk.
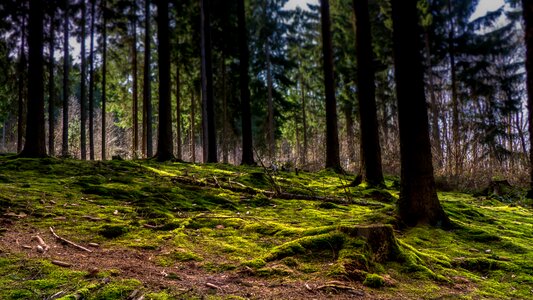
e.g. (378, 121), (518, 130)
(391, 0), (450, 227)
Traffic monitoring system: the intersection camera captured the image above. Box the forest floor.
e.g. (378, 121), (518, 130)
(0, 155), (532, 299)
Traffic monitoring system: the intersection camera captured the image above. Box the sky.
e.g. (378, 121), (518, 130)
(284, 0), (506, 18)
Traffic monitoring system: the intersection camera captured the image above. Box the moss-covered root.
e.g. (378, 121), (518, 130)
(339, 225), (401, 262)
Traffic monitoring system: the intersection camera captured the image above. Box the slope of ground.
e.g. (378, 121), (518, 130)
(0, 155), (531, 299)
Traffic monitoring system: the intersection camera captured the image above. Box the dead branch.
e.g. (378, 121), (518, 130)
(51, 260), (72, 267)
(49, 227), (93, 253)
(32, 235), (50, 252)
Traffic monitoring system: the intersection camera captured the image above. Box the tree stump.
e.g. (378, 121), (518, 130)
(340, 225), (401, 262)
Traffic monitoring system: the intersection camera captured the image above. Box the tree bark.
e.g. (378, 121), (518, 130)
(102, 0), (107, 160)
(266, 42), (275, 160)
(49, 6), (56, 156)
(191, 87), (196, 163)
(353, 0), (384, 186)
(17, 17), (26, 154)
(88, 0), (96, 160)
(238, 0), (254, 165)
(155, 0), (174, 161)
(320, 0), (341, 172)
(176, 63), (182, 161)
(143, 0), (153, 157)
(80, 0), (87, 160)
(391, 0), (450, 227)
(522, 0), (533, 195)
(200, 0), (217, 163)
(132, 1), (139, 158)
(62, 0), (69, 157)
(20, 0), (46, 158)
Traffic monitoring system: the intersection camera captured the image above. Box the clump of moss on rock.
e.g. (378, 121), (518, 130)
(99, 224), (129, 238)
(363, 273), (385, 288)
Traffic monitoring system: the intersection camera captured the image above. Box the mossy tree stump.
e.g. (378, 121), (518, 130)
(340, 225), (401, 262)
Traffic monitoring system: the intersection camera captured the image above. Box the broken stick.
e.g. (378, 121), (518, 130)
(49, 227), (93, 253)
(32, 235), (50, 252)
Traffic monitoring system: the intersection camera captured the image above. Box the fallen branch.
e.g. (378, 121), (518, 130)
(51, 260), (72, 267)
(49, 227), (93, 253)
(32, 235), (50, 252)
(205, 282), (222, 290)
(171, 175), (382, 207)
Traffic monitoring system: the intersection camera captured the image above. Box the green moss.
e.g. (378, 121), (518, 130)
(99, 224), (129, 238)
(265, 232), (345, 261)
(363, 273), (385, 288)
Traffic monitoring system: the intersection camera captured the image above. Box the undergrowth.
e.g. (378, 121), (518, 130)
(0, 156), (531, 299)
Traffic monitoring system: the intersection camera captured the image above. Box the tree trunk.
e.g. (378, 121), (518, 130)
(391, 0), (450, 227)
(48, 7), (56, 156)
(20, 0), (46, 158)
(17, 18), (26, 154)
(200, 0), (217, 163)
(191, 86), (196, 163)
(176, 63), (182, 161)
(80, 0), (87, 160)
(522, 0), (533, 195)
(143, 0), (153, 157)
(88, 0), (96, 160)
(320, 0), (341, 172)
(266, 42), (275, 161)
(155, 0), (174, 161)
(62, 0), (69, 157)
(102, 0), (107, 160)
(300, 73), (308, 167)
(448, 0), (460, 177)
(221, 57), (228, 164)
(353, 0), (384, 186)
(132, 2), (139, 158)
(238, 0), (254, 165)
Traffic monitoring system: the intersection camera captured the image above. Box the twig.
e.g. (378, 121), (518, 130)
(51, 260), (72, 267)
(205, 282), (221, 290)
(32, 235), (50, 252)
(49, 227), (93, 253)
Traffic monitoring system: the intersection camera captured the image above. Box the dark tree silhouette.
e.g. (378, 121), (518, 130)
(48, 2), (56, 156)
(391, 0), (450, 227)
(143, 0), (153, 157)
(20, 0), (46, 158)
(154, 0), (174, 161)
(238, 0), (254, 165)
(80, 0), (87, 160)
(17, 16), (26, 154)
(88, 0), (96, 160)
(523, 0), (533, 196)
(320, 0), (341, 171)
(62, 0), (70, 157)
(353, 0), (384, 186)
(102, 0), (107, 160)
(200, 0), (217, 163)
(131, 0), (139, 158)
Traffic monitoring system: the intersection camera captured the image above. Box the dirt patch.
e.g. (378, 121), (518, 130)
(0, 224), (376, 299)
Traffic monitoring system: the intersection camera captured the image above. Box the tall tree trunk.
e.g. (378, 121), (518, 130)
(391, 0), (450, 227)
(221, 57), (228, 164)
(238, 0), (254, 165)
(320, 0), (341, 172)
(88, 0), (96, 160)
(62, 0), (69, 157)
(80, 0), (87, 160)
(176, 63), (182, 161)
(102, 0), (107, 160)
(353, 0), (384, 186)
(200, 0), (217, 163)
(191, 87), (196, 163)
(132, 1), (139, 158)
(20, 0), (46, 158)
(448, 0), (460, 177)
(424, 31), (443, 165)
(17, 17), (26, 154)
(266, 42), (275, 160)
(522, 0), (533, 195)
(49, 7), (56, 156)
(155, 0), (173, 161)
(299, 73), (308, 166)
(143, 0), (153, 157)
